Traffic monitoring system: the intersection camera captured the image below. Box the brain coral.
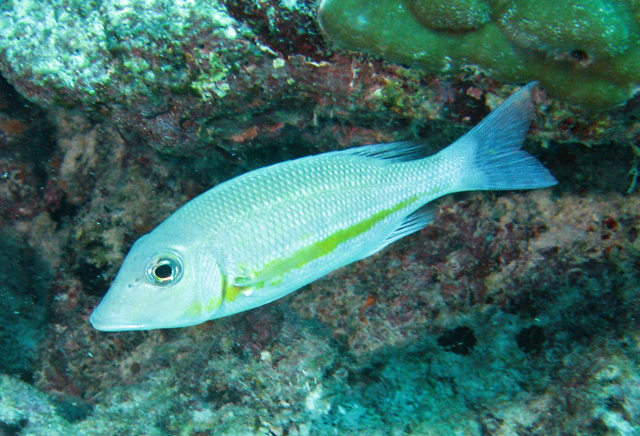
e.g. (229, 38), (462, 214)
(318, 0), (640, 109)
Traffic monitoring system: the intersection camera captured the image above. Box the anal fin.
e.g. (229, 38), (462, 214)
(362, 203), (438, 258)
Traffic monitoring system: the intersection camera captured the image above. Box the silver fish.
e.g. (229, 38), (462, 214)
(90, 82), (556, 331)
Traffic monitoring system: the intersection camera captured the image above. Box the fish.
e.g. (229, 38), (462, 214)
(90, 82), (557, 332)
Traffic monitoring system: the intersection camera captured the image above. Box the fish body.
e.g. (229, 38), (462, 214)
(90, 83), (557, 331)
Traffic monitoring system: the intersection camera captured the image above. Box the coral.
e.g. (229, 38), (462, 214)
(318, 0), (640, 109)
(0, 374), (76, 436)
(223, 0), (325, 58)
(0, 0), (639, 165)
(0, 0), (240, 107)
(19, 97), (639, 434)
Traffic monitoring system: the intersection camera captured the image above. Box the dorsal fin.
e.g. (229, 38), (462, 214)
(339, 140), (433, 163)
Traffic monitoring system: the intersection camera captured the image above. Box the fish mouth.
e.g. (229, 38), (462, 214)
(89, 307), (149, 332)
(89, 302), (204, 331)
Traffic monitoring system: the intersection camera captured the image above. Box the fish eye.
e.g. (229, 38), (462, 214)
(145, 253), (183, 287)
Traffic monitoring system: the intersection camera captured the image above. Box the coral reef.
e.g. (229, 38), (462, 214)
(318, 0), (640, 109)
(0, 0), (239, 106)
(7, 185), (640, 435)
(0, 0), (335, 158)
(0, 374), (76, 436)
(0, 0), (637, 163)
(0, 1), (639, 435)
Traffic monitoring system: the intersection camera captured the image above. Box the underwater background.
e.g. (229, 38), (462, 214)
(0, 0), (640, 434)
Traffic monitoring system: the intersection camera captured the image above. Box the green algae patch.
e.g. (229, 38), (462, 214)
(0, 0), (240, 106)
(318, 0), (640, 109)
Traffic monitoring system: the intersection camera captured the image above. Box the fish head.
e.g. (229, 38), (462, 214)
(90, 222), (223, 331)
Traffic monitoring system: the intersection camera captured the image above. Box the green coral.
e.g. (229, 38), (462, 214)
(318, 0), (640, 109)
(408, 0), (492, 31)
(500, 0), (638, 57)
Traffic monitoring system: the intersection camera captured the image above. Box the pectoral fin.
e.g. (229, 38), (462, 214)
(233, 254), (308, 288)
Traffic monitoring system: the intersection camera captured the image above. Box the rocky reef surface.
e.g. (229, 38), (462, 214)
(0, 1), (639, 435)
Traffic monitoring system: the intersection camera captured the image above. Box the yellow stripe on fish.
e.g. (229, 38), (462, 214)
(225, 194), (422, 302)
(90, 83), (557, 331)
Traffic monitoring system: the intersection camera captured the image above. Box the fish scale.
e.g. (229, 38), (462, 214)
(193, 159), (427, 270)
(90, 83), (557, 331)
(180, 157), (419, 263)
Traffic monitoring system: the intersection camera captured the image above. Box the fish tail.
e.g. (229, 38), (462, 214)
(448, 82), (557, 191)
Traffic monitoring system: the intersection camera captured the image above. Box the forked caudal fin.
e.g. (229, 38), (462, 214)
(342, 82), (557, 192)
(449, 82), (558, 191)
